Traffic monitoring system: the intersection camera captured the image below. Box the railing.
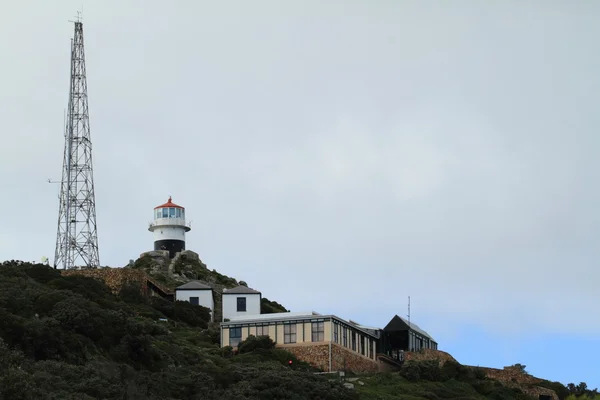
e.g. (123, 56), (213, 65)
(148, 217), (192, 230)
(376, 353), (405, 366)
(145, 275), (173, 296)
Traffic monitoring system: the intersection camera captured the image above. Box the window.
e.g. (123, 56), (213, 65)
(169, 207), (176, 218)
(156, 209), (161, 219)
(284, 324), (296, 344)
(342, 327), (347, 347)
(230, 327), (242, 347)
(162, 208), (168, 218)
(352, 332), (356, 351)
(369, 340), (374, 358)
(176, 208), (181, 218)
(189, 296), (199, 305)
(256, 325), (268, 336)
(361, 336), (365, 355)
(333, 323), (339, 343)
(311, 321), (324, 342)
(237, 297), (246, 312)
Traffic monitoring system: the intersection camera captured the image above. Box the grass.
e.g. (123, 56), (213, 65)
(354, 373), (487, 400)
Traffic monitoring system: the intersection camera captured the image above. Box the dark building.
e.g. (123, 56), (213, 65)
(378, 315), (438, 362)
(350, 315), (438, 363)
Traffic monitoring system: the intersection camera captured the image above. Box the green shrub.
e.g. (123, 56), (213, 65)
(149, 297), (210, 328)
(538, 380), (570, 400)
(400, 361), (421, 382)
(23, 264), (62, 284)
(118, 281), (147, 304)
(132, 255), (155, 270)
(473, 366), (487, 380)
(237, 334), (276, 354)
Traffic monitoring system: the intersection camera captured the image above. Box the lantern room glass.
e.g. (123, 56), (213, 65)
(156, 207), (185, 219)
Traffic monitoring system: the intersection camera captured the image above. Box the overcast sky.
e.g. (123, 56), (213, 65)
(1, 0), (599, 388)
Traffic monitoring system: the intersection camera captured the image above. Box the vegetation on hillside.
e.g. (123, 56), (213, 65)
(261, 297), (288, 314)
(537, 380), (600, 400)
(504, 363), (599, 400)
(355, 360), (599, 400)
(355, 360), (533, 400)
(1, 260), (596, 400)
(0, 260), (355, 400)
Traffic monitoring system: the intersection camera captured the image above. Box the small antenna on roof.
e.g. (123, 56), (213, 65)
(407, 296), (411, 329)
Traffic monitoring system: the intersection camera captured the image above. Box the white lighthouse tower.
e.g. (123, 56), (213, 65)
(149, 197), (191, 258)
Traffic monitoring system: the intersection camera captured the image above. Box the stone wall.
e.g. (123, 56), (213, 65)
(278, 342), (379, 374)
(61, 268), (147, 294)
(404, 349), (458, 367)
(280, 343), (331, 371)
(331, 343), (379, 374)
(60, 267), (173, 297)
(139, 250), (170, 259)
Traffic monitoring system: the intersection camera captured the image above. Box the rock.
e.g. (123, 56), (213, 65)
(404, 349), (458, 367)
(343, 383), (354, 389)
(473, 366), (559, 400)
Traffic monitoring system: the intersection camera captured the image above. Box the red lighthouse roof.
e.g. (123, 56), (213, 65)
(154, 196), (184, 209)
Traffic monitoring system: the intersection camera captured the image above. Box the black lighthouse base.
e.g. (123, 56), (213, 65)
(154, 240), (185, 258)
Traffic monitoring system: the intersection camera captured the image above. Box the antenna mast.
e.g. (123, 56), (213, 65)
(54, 16), (100, 269)
(407, 296), (411, 329)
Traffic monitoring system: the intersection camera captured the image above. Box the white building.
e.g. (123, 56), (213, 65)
(222, 285), (261, 321)
(148, 197), (192, 258)
(175, 281), (215, 321)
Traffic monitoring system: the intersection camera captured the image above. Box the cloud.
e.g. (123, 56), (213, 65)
(0, 0), (599, 346)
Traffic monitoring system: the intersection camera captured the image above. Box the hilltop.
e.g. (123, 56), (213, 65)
(131, 251), (288, 319)
(0, 259), (597, 400)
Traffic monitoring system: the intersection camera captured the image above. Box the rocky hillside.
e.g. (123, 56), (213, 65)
(131, 251), (287, 321)
(2, 259), (596, 400)
(355, 358), (598, 400)
(0, 260), (356, 400)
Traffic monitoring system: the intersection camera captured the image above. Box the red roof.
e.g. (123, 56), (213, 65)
(154, 196), (184, 209)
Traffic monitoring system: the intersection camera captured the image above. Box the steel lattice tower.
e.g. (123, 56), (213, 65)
(54, 19), (100, 269)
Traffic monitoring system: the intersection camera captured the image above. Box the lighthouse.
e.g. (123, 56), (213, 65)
(149, 197), (191, 258)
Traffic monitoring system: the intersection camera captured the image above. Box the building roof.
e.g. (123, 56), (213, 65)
(384, 315), (436, 342)
(176, 281), (212, 290)
(348, 320), (382, 338)
(154, 196), (184, 210)
(223, 285), (261, 295)
(221, 311), (379, 339)
(227, 311), (320, 322)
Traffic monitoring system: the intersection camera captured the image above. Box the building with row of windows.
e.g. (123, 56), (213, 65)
(175, 279), (438, 371)
(222, 312), (378, 358)
(221, 311), (381, 372)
